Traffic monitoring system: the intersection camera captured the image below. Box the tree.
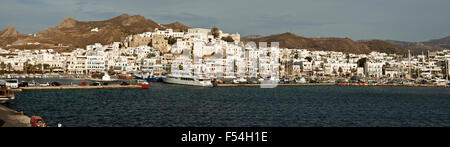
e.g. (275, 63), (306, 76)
(7, 63), (12, 72)
(167, 36), (177, 45)
(211, 26), (220, 38)
(305, 57), (313, 62)
(108, 66), (115, 75)
(43, 64), (50, 69)
(357, 58), (367, 67)
(221, 36), (234, 42)
(338, 67), (344, 76)
(0, 62), (5, 73)
(147, 53), (157, 58)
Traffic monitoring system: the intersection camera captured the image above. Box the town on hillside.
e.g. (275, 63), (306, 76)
(1, 27), (450, 86)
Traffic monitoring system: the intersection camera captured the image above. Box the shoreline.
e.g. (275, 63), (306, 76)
(217, 83), (450, 88)
(19, 85), (142, 91)
(0, 104), (30, 127)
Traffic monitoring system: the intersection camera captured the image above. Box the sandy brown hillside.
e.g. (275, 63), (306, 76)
(0, 14), (191, 51)
(387, 40), (445, 54)
(0, 26), (21, 37)
(0, 26), (22, 48)
(423, 36), (450, 49)
(162, 21), (190, 32)
(243, 32), (407, 54)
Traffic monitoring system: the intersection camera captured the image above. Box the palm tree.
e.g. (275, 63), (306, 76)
(211, 26), (220, 38)
(0, 62), (5, 72)
(338, 67), (344, 77)
(7, 63), (12, 72)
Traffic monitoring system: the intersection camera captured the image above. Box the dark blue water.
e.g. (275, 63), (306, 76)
(6, 82), (450, 127)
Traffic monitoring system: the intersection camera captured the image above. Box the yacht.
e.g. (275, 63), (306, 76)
(0, 80), (15, 103)
(163, 74), (213, 87)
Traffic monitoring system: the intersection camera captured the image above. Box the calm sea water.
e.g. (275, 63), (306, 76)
(5, 80), (450, 127)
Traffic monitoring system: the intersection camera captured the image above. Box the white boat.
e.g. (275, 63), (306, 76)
(163, 74), (213, 87)
(5, 79), (19, 89)
(0, 80), (15, 103)
(137, 80), (149, 85)
(295, 77), (307, 84)
(102, 72), (111, 81)
(40, 82), (50, 87)
(233, 77), (247, 84)
(28, 80), (39, 87)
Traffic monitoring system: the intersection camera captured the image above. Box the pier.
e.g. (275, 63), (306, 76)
(217, 83), (450, 88)
(19, 85), (142, 91)
(217, 83), (335, 87)
(0, 104), (30, 127)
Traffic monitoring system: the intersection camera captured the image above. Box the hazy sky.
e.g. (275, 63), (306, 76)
(1, 0), (449, 42)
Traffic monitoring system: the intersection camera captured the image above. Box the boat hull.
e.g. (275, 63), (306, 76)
(145, 77), (163, 82)
(0, 96), (14, 104)
(118, 74), (134, 79)
(163, 77), (213, 87)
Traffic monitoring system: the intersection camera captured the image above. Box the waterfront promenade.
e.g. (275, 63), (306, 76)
(0, 104), (30, 127)
(217, 83), (450, 88)
(19, 85), (142, 91)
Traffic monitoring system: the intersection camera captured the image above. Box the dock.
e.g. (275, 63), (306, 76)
(19, 85), (142, 91)
(217, 83), (335, 87)
(217, 83), (450, 88)
(0, 104), (30, 127)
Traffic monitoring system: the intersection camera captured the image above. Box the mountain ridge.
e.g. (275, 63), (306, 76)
(242, 32), (407, 54)
(0, 14), (448, 55)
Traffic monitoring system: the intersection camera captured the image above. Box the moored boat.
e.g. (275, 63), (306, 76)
(145, 77), (163, 82)
(118, 74), (134, 79)
(163, 75), (213, 87)
(0, 80), (15, 103)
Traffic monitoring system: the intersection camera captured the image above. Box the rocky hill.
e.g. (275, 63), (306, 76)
(243, 32), (407, 54)
(0, 14), (190, 51)
(162, 21), (190, 32)
(1, 14), (444, 55)
(386, 40), (445, 54)
(423, 36), (450, 49)
(0, 26), (21, 37)
(386, 36), (450, 54)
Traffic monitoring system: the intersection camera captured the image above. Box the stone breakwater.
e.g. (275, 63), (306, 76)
(0, 104), (30, 127)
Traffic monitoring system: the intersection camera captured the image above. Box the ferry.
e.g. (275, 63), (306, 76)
(163, 74), (213, 87)
(0, 80), (15, 103)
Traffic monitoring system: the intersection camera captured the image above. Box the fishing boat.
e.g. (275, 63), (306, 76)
(137, 80), (150, 88)
(118, 74), (134, 79)
(0, 80), (15, 103)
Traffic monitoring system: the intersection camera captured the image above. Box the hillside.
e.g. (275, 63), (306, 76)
(423, 36), (450, 49)
(0, 14), (190, 51)
(162, 21), (190, 32)
(386, 40), (445, 54)
(243, 32), (407, 54)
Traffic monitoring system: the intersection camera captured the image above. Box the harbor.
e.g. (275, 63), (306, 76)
(216, 83), (450, 88)
(4, 82), (450, 127)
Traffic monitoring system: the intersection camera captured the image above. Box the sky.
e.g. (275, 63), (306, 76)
(1, 0), (450, 42)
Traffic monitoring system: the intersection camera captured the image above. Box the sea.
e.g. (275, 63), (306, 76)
(4, 78), (450, 127)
